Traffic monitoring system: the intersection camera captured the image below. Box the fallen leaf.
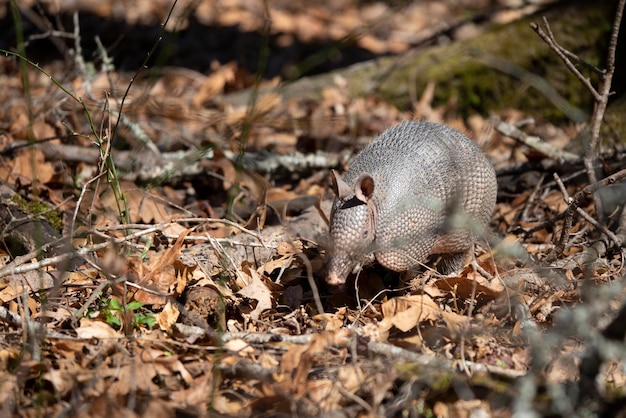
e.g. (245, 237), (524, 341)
(157, 300), (180, 331)
(237, 269), (274, 320)
(133, 229), (191, 305)
(8, 148), (55, 184)
(76, 318), (122, 339)
(279, 331), (351, 395)
(433, 274), (503, 304)
(224, 338), (254, 356)
(381, 295), (442, 332)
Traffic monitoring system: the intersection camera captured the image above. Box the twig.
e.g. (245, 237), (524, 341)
(521, 173), (547, 223)
(532, 0), (626, 244)
(174, 217), (265, 243)
(530, 19), (601, 102)
(366, 340), (525, 379)
(70, 172), (107, 239)
(583, 0), (625, 222)
(553, 173), (622, 246)
(0, 306), (66, 339)
(221, 331), (525, 379)
(0, 223), (171, 278)
(471, 259), (495, 282)
(336, 385), (374, 414)
(545, 168), (626, 262)
(298, 250), (325, 316)
(494, 119), (579, 161)
(205, 234), (250, 286)
(0, 215), (267, 281)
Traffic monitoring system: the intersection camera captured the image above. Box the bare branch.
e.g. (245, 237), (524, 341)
(542, 17), (604, 76)
(584, 0), (625, 223)
(545, 168), (626, 262)
(533, 0), (625, 251)
(530, 19), (601, 101)
(553, 173), (622, 247)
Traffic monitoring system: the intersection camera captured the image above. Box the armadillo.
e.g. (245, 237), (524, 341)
(326, 121), (497, 285)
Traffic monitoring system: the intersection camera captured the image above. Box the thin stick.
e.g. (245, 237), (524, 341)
(0, 224), (170, 278)
(546, 168), (626, 262)
(553, 173), (622, 247)
(530, 19), (601, 101)
(532, 0), (625, 248)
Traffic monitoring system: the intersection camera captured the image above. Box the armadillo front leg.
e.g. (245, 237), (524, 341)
(375, 246), (432, 272)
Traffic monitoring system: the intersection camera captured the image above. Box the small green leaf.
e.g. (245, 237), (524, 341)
(134, 313), (156, 329)
(105, 312), (121, 328)
(126, 301), (143, 311)
(108, 299), (122, 311)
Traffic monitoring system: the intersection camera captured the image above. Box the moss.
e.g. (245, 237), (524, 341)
(375, 0), (615, 122)
(395, 363), (454, 391)
(11, 194), (63, 232)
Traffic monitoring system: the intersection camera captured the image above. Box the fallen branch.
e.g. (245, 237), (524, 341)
(494, 119), (579, 162)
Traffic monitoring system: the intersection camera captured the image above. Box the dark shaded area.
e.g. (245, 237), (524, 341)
(0, 6), (381, 81)
(611, 7), (626, 102)
(5, 2), (623, 109)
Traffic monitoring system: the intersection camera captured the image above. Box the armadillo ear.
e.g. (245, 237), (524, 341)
(355, 174), (375, 202)
(330, 170), (352, 199)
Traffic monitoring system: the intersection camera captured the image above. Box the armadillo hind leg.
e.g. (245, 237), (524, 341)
(436, 249), (471, 275)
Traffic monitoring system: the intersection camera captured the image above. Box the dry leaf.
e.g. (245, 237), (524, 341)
(157, 300), (180, 331)
(381, 295), (442, 332)
(433, 275), (503, 304)
(75, 318), (122, 339)
(98, 183), (181, 224)
(171, 372), (215, 411)
(224, 338), (255, 356)
(237, 269), (274, 320)
(8, 148), (55, 184)
(192, 62), (237, 107)
(279, 332), (337, 394)
(133, 229), (190, 305)
(306, 379), (343, 411)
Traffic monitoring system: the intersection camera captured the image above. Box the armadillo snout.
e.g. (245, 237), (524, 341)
(326, 240), (358, 285)
(326, 197), (374, 285)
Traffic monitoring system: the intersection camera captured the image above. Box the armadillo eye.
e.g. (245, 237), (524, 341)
(341, 196), (366, 209)
(363, 231), (368, 238)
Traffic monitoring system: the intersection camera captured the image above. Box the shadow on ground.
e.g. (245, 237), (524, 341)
(1, 5), (382, 81)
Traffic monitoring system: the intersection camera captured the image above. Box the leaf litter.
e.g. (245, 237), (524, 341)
(0, 0), (625, 417)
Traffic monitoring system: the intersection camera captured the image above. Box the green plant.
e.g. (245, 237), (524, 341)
(102, 298), (156, 330)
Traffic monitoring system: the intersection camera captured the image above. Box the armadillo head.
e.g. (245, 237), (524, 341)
(326, 171), (376, 285)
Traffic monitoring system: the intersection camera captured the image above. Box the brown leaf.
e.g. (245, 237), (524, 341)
(192, 62), (237, 107)
(8, 148), (55, 184)
(156, 300), (180, 331)
(279, 332), (337, 395)
(97, 182), (184, 224)
(433, 274), (503, 305)
(260, 251), (296, 276)
(237, 269), (275, 320)
(75, 318), (122, 339)
(132, 229), (190, 305)
(381, 295), (442, 332)
(170, 371), (215, 411)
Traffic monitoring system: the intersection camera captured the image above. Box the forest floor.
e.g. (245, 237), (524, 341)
(0, 0), (625, 417)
